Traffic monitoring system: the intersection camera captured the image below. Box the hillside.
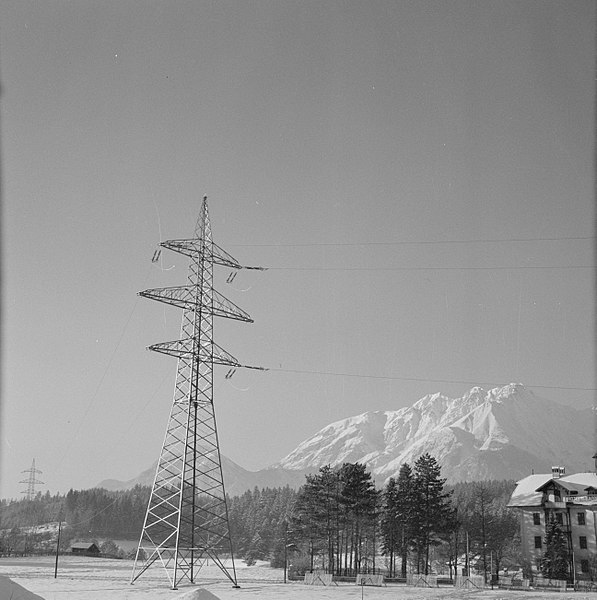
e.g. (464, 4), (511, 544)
(97, 454), (308, 495)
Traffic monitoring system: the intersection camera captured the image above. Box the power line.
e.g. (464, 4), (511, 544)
(268, 367), (597, 392)
(231, 235), (595, 248)
(54, 264), (154, 475)
(267, 265), (594, 271)
(55, 291), (144, 470)
(66, 496), (122, 528)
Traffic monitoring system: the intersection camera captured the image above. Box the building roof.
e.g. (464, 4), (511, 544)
(559, 471), (597, 489)
(535, 479), (588, 494)
(508, 472), (597, 507)
(71, 542), (99, 550)
(507, 474), (552, 507)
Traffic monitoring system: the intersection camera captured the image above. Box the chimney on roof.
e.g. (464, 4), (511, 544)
(593, 453), (597, 474)
(551, 466), (565, 479)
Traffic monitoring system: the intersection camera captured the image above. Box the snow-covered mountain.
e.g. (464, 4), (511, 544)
(273, 383), (596, 484)
(98, 384), (595, 493)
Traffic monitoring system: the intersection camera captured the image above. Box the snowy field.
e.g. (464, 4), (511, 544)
(1, 556), (596, 600)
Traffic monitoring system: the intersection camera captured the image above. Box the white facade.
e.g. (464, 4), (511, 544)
(508, 468), (597, 582)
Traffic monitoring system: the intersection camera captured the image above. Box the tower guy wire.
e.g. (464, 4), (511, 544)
(20, 458), (44, 500)
(130, 196), (266, 590)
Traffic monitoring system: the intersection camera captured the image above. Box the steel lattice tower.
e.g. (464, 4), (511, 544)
(131, 196), (264, 590)
(20, 459), (44, 500)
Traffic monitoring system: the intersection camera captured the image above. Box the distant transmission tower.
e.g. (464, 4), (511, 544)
(131, 196), (265, 590)
(20, 459), (44, 500)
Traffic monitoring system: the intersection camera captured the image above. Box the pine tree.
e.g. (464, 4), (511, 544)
(396, 463), (418, 578)
(338, 463), (377, 575)
(292, 470), (328, 571)
(381, 477), (399, 577)
(540, 517), (569, 581)
(381, 463), (418, 578)
(244, 532), (263, 565)
(412, 453), (453, 575)
(472, 483), (492, 583)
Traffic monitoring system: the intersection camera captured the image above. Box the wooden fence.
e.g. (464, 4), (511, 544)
(356, 573), (385, 586)
(406, 573), (438, 587)
(304, 571), (334, 586)
(454, 574), (485, 589)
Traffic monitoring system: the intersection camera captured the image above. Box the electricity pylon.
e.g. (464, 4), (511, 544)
(20, 459), (44, 500)
(131, 196), (265, 590)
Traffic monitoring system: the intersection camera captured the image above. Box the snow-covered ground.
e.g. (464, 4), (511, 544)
(0, 556), (596, 600)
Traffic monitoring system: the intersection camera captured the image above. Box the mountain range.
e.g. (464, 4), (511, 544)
(98, 383), (596, 493)
(98, 454), (308, 497)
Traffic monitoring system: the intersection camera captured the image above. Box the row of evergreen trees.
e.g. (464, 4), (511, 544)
(286, 453), (518, 578)
(291, 463), (379, 576)
(382, 455), (453, 576)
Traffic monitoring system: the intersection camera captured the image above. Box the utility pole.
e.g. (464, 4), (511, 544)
(54, 519), (62, 578)
(130, 196), (266, 590)
(284, 523), (288, 584)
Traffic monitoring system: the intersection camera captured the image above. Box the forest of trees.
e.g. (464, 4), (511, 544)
(0, 455), (520, 580)
(0, 486), (150, 556)
(286, 454), (519, 579)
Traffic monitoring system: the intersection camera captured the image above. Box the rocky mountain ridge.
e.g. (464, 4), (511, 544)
(274, 383), (594, 482)
(98, 384), (595, 492)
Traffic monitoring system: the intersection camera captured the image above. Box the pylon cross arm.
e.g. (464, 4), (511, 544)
(161, 238), (265, 271)
(147, 338), (265, 371)
(139, 286), (253, 322)
(160, 239), (240, 269)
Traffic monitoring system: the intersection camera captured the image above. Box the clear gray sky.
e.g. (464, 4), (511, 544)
(1, 1), (595, 498)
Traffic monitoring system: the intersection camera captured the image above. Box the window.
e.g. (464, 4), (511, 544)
(577, 512), (586, 526)
(581, 559), (589, 573)
(579, 536), (587, 549)
(555, 513), (563, 525)
(533, 513), (541, 525)
(534, 536), (542, 549)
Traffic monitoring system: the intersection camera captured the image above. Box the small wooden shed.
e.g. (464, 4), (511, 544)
(71, 542), (100, 556)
